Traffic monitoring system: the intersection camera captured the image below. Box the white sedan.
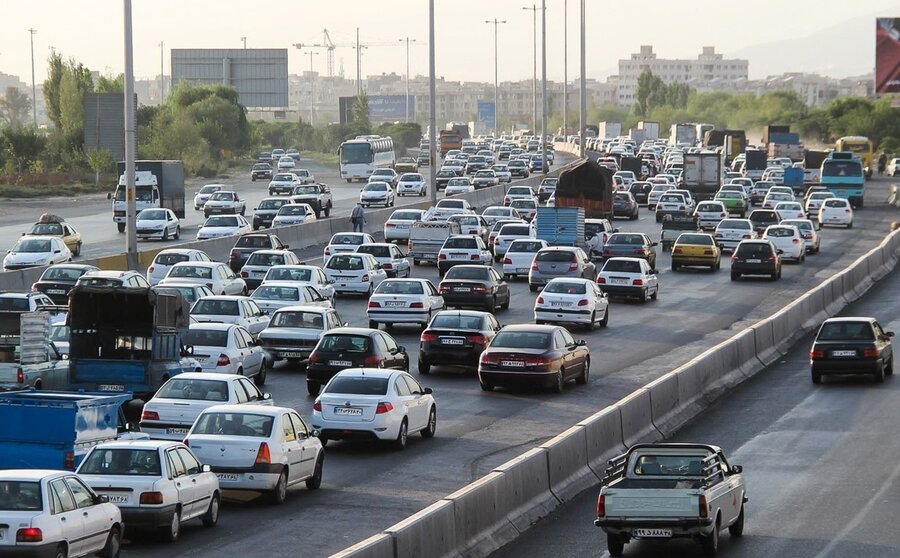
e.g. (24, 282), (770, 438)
(196, 215), (252, 240)
(481, 206), (521, 226)
(445, 177), (475, 196)
(384, 209), (426, 242)
(250, 282), (332, 313)
(781, 218), (821, 254)
(140, 373), (272, 440)
(396, 173), (427, 197)
(426, 198), (475, 221)
(694, 201), (729, 231)
(3, 236), (71, 271)
(818, 198), (853, 228)
(193, 184), (224, 210)
(356, 243), (411, 278)
(503, 186), (537, 205)
(0, 470), (122, 557)
(203, 191), (246, 217)
(190, 295), (271, 337)
(271, 203), (316, 227)
(763, 224), (805, 263)
(502, 238), (549, 280)
(258, 305), (345, 364)
(367, 278), (445, 329)
(509, 199), (538, 222)
(323, 232), (376, 259)
(146, 248), (211, 286)
(596, 257), (660, 303)
(491, 164), (512, 183)
(185, 404), (324, 504)
(323, 253), (387, 296)
(76, 440), (220, 542)
(774, 201), (805, 221)
(262, 265), (336, 300)
(135, 208), (181, 241)
(160, 261), (247, 296)
(534, 277), (609, 330)
(359, 181), (395, 208)
(183, 323), (268, 383)
(311, 369), (436, 449)
(277, 156), (296, 170)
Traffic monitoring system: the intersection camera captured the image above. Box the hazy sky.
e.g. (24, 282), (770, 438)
(1, 0), (897, 85)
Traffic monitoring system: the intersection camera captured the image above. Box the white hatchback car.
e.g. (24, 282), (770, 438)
(196, 215), (252, 240)
(190, 296), (271, 337)
(185, 404), (324, 504)
(818, 198), (853, 228)
(140, 373), (272, 440)
(596, 257), (660, 303)
(714, 219), (758, 252)
(77, 440), (220, 542)
(160, 261), (247, 296)
(146, 248), (212, 286)
(481, 206), (521, 227)
(136, 208), (181, 241)
(311, 369), (436, 449)
(356, 243), (411, 278)
(763, 224), (806, 263)
(0, 470), (123, 557)
(250, 282), (332, 313)
(509, 198), (538, 222)
(694, 201), (729, 231)
(193, 184), (224, 210)
(437, 235), (493, 276)
(804, 191), (836, 218)
(359, 181), (395, 208)
(774, 201), (805, 221)
(261, 265), (335, 300)
(444, 177), (476, 196)
(493, 222), (535, 260)
(184, 323), (268, 383)
(396, 173), (426, 197)
(780, 218), (821, 254)
(271, 203), (316, 228)
(367, 278), (444, 329)
(384, 209), (426, 242)
(534, 277), (609, 330)
(502, 238), (549, 280)
(2, 236), (72, 271)
(323, 232), (376, 260)
(323, 253), (388, 296)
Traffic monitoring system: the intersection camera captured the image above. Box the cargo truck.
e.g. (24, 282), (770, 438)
(767, 132), (803, 161)
(803, 150), (831, 184)
(637, 121), (660, 140)
(670, 124), (697, 147)
(704, 130), (746, 152)
(0, 311), (69, 391)
(555, 159), (614, 219)
(534, 207), (586, 248)
(682, 152), (722, 201)
(762, 125), (791, 146)
(783, 167), (805, 194)
(67, 286), (190, 399)
(598, 122), (622, 139)
(109, 160), (185, 233)
(743, 150), (768, 181)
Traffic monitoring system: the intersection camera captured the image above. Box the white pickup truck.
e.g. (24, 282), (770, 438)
(595, 443), (747, 557)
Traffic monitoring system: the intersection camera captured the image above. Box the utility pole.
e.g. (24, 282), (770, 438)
(399, 37), (417, 123)
(306, 51), (318, 125)
(28, 28), (37, 128)
(240, 36), (247, 49)
(522, 5), (539, 134)
(428, 0), (437, 205)
(484, 18), (507, 134)
(540, 0), (547, 176)
(579, 0), (586, 158)
(123, 0), (137, 269)
(563, 0), (567, 137)
(356, 27), (361, 95)
(158, 41), (164, 102)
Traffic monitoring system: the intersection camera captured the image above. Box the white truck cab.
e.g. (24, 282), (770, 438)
(109, 171), (160, 232)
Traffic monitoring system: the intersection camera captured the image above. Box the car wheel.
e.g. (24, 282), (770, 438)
(174, 226), (180, 240)
(701, 517), (719, 556)
(201, 494), (220, 528)
(551, 368), (564, 393)
(419, 359), (431, 375)
(306, 456), (324, 490)
(325, 205), (331, 217)
(731, 272), (740, 281)
(479, 381), (494, 391)
(270, 469), (288, 504)
(117, 222), (126, 233)
(393, 419), (408, 450)
(672, 263), (679, 272)
(368, 320), (378, 329)
(99, 526), (121, 558)
(500, 293), (510, 309)
(486, 296), (496, 312)
(812, 371), (822, 384)
(74, 242), (82, 257)
(729, 504), (745, 537)
(307, 381), (320, 396)
(162, 228), (169, 241)
(640, 288), (648, 303)
(587, 311), (597, 331)
(162, 509), (181, 542)
(576, 358), (590, 385)
(529, 284), (538, 292)
(421, 406), (436, 438)
(847, 221), (853, 229)
(607, 534), (625, 557)
(255, 359), (268, 386)
(714, 260), (720, 271)
(874, 362), (886, 383)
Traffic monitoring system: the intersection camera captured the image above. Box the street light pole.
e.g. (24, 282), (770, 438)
(540, 0), (547, 176)
(356, 27), (361, 96)
(241, 36), (247, 49)
(428, 0), (437, 204)
(563, 0), (567, 137)
(399, 37), (417, 123)
(123, 0), (137, 270)
(522, 5), (539, 134)
(307, 52), (318, 125)
(28, 28), (36, 128)
(484, 19), (507, 135)
(579, 0), (586, 158)
(158, 41), (164, 102)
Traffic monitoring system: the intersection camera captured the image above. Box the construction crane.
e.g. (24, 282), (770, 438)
(293, 29), (423, 78)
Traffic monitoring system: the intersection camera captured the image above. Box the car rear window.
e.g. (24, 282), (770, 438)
(155, 253), (190, 266)
(444, 267), (489, 280)
(536, 250), (576, 262)
(817, 322), (874, 341)
(492, 331), (551, 349)
(677, 234), (713, 245)
(78, 449), (161, 476)
(376, 281), (424, 295)
(444, 237), (478, 249)
(184, 329), (228, 347)
(0, 481), (41, 511)
(545, 281), (587, 294)
(719, 220), (750, 230)
(430, 314), (483, 330)
(246, 253), (285, 266)
(735, 243), (773, 258)
(157, 378), (229, 401)
(508, 241), (543, 253)
(236, 236), (271, 248)
(602, 259), (641, 273)
(270, 310), (325, 328)
(192, 299), (239, 316)
(607, 234), (645, 245)
(252, 286), (299, 301)
(357, 246), (391, 258)
(192, 412), (274, 437)
(499, 225), (530, 236)
(320, 334), (371, 352)
(392, 211), (422, 221)
(765, 227), (794, 238)
(265, 267), (311, 282)
(325, 376), (389, 395)
(633, 454), (705, 476)
(823, 199), (848, 208)
(327, 256), (364, 271)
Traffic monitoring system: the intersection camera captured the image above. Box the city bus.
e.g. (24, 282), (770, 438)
(339, 135), (395, 182)
(834, 136), (874, 178)
(820, 151), (865, 208)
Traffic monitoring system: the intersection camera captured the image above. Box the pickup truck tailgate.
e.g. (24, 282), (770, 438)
(605, 488), (698, 518)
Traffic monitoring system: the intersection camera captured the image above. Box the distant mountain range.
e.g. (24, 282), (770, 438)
(732, 10), (897, 79)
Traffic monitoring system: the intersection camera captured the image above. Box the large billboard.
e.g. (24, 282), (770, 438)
(477, 101), (496, 130)
(171, 49), (289, 109)
(368, 95), (414, 121)
(876, 18), (900, 94)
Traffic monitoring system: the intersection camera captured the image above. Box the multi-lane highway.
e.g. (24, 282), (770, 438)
(492, 243), (900, 558)
(117, 176), (898, 557)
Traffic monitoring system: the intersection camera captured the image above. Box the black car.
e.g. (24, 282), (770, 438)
(730, 239), (782, 281)
(252, 198), (289, 230)
(228, 233), (288, 272)
(438, 265), (510, 312)
(507, 160), (530, 178)
(810, 317), (895, 384)
(477, 324), (590, 393)
(602, 233), (658, 268)
(748, 209), (780, 236)
(435, 169), (459, 191)
(31, 264), (100, 305)
(251, 162), (273, 181)
(306, 327), (409, 395)
(629, 182), (653, 206)
(613, 191), (639, 220)
(419, 310), (501, 374)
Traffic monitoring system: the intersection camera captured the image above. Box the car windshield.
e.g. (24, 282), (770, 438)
(332, 234), (364, 244)
(209, 192), (234, 201)
(277, 205), (308, 216)
(327, 256), (364, 271)
(252, 286), (299, 301)
(185, 327), (229, 346)
(204, 217), (238, 227)
(30, 223), (64, 235)
(253, 164), (269, 170)
(444, 237), (477, 249)
(0, 481), (41, 511)
(817, 321), (875, 341)
(169, 265), (212, 279)
(154, 253), (190, 266)
(401, 174), (422, 181)
(365, 183), (388, 192)
(258, 199), (287, 210)
(357, 245), (391, 258)
(545, 281), (587, 294)
(157, 378), (230, 401)
(448, 179), (470, 186)
(376, 281), (424, 295)
(325, 376), (389, 395)
(499, 225), (530, 236)
(12, 239), (51, 253)
(42, 266), (87, 281)
(319, 334), (371, 352)
(492, 330), (551, 349)
(192, 412), (274, 437)
(634, 454), (707, 476)
(293, 185), (316, 195)
(602, 259), (641, 273)
(270, 310), (325, 329)
(138, 209), (168, 220)
(199, 185), (221, 194)
(193, 299), (239, 316)
(265, 267), (312, 282)
(445, 266), (489, 280)
(79, 448), (161, 476)
(154, 286), (202, 304)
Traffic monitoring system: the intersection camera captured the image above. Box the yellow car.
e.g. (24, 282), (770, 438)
(28, 215), (82, 256)
(671, 232), (720, 272)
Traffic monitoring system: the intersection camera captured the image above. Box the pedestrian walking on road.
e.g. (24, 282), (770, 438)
(351, 202), (366, 233)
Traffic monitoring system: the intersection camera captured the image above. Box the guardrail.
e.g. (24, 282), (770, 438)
(331, 225), (900, 558)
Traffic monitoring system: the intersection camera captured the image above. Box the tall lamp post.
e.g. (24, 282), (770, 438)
(428, 0), (437, 204)
(540, 0), (547, 176)
(484, 18), (507, 134)
(563, 0), (567, 137)
(522, 5), (541, 134)
(306, 52), (319, 125)
(158, 41), (165, 101)
(28, 28), (37, 128)
(579, 0), (586, 158)
(399, 37), (417, 123)
(123, 1), (137, 269)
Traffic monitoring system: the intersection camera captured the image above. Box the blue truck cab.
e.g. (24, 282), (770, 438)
(820, 152), (865, 208)
(67, 286), (190, 399)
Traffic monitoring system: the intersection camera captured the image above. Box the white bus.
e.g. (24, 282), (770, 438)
(339, 135), (396, 182)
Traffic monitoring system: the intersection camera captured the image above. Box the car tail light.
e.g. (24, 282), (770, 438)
(368, 301), (381, 308)
(537, 296), (545, 304)
(766, 255), (776, 262)
(407, 241), (413, 250)
(632, 279), (644, 286)
(703, 249), (714, 255)
(313, 400), (322, 412)
(503, 257), (512, 264)
(216, 353), (231, 367)
(361, 274), (370, 282)
(376, 401), (394, 414)
(699, 494), (708, 518)
(742, 234), (751, 239)
(140, 491), (164, 505)
(494, 238), (501, 245)
(721, 213), (727, 218)
(141, 410), (160, 421)
(31, 284), (39, 292)
(597, 277), (606, 284)
(480, 353), (500, 365)
(531, 263), (539, 271)
(845, 209), (851, 213)
(439, 286), (450, 294)
(467, 334), (487, 344)
(324, 247), (332, 256)
(421, 332), (439, 343)
(183, 438), (189, 447)
(578, 299), (589, 306)
(673, 247), (683, 255)
(64, 451), (75, 470)
(863, 348), (879, 359)
(16, 368), (23, 384)
(17, 528), (43, 543)
(410, 302), (424, 308)
(472, 286), (489, 294)
(471, 254), (481, 260)
(240, 271), (249, 277)
(524, 356), (551, 367)
(792, 239), (799, 244)
(229, 251), (238, 260)
(364, 355), (381, 366)
(810, 349), (824, 360)
(309, 352), (322, 363)
(148, 266), (155, 273)
(385, 223), (396, 228)
(596, 494), (606, 518)
(568, 261), (579, 271)
(206, 283), (214, 289)
(438, 253), (447, 260)
(382, 263), (393, 269)
(254, 442), (271, 464)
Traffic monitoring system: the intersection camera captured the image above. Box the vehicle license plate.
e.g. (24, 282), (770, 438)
(832, 350), (856, 357)
(633, 528), (672, 538)
(551, 301), (571, 307)
(216, 473), (238, 481)
(455, 287), (471, 292)
(47, 289), (66, 295)
(396, 224), (409, 229)
(501, 360), (525, 367)
(334, 407), (363, 416)
(253, 271), (265, 277)
(279, 352), (304, 358)
(612, 278), (628, 285)
(517, 268), (528, 273)
(0, 528), (5, 540)
(451, 253), (466, 259)
(329, 360), (352, 367)
(105, 494), (129, 504)
(166, 427), (189, 435)
(747, 259), (761, 263)
(98, 384), (125, 392)
(441, 338), (464, 345)
(387, 301), (405, 307)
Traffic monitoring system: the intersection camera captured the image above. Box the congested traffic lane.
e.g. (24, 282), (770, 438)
(491, 252), (900, 558)
(124, 178), (898, 557)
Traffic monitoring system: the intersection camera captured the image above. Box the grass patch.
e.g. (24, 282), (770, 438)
(0, 181), (112, 199)
(303, 151), (340, 166)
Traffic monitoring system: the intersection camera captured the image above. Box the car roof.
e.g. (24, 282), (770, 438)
(254, 281), (302, 289)
(198, 404), (289, 416)
(82, 270), (138, 278)
(333, 367), (396, 380)
(189, 322), (236, 331)
(164, 372), (240, 381)
(323, 327), (379, 336)
(88, 439), (185, 451)
(0, 469), (69, 481)
(172, 261), (219, 268)
(498, 324), (559, 333)
(604, 256), (645, 263)
(822, 317), (876, 324)
(157, 248), (203, 256)
(272, 304), (331, 314)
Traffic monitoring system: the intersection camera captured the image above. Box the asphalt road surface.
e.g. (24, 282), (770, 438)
(119, 177), (900, 557)
(491, 248), (900, 558)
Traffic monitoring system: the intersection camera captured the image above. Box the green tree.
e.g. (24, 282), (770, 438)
(94, 74), (124, 93)
(58, 70), (86, 141)
(85, 148), (114, 185)
(1, 127), (46, 174)
(0, 87), (32, 128)
(351, 92), (371, 135)
(42, 54), (92, 132)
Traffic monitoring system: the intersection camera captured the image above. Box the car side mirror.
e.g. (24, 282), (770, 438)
(107, 192), (112, 200)
(576, 339), (587, 346)
(423, 387), (433, 395)
(887, 331), (895, 338)
(650, 269), (658, 275)
(613, 228), (620, 233)
(97, 495), (110, 504)
(202, 464), (212, 473)
(731, 465), (743, 474)
(398, 345), (406, 353)
(342, 321), (350, 327)
(263, 392), (272, 400)
(311, 429), (321, 438)
(776, 249), (784, 255)
(124, 422), (135, 432)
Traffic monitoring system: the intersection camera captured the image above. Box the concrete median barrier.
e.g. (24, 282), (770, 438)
(577, 406), (626, 479)
(443, 472), (517, 558)
(327, 533), (394, 558)
(616, 388), (659, 447)
(540, 425), (593, 502)
(751, 317), (779, 365)
(384, 499), (457, 558)
(646, 372), (680, 438)
(867, 243), (889, 281)
(821, 275), (847, 317)
(728, 329), (765, 379)
(844, 254), (873, 302)
(491, 447), (559, 532)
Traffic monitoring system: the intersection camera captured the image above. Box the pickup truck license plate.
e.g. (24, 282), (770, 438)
(329, 360), (352, 367)
(501, 360), (525, 367)
(334, 407), (362, 416)
(166, 427), (189, 435)
(98, 384), (125, 392)
(216, 473), (238, 481)
(105, 494), (129, 504)
(278, 352), (304, 358)
(633, 528), (671, 538)
(441, 338), (464, 345)
(832, 350), (856, 357)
